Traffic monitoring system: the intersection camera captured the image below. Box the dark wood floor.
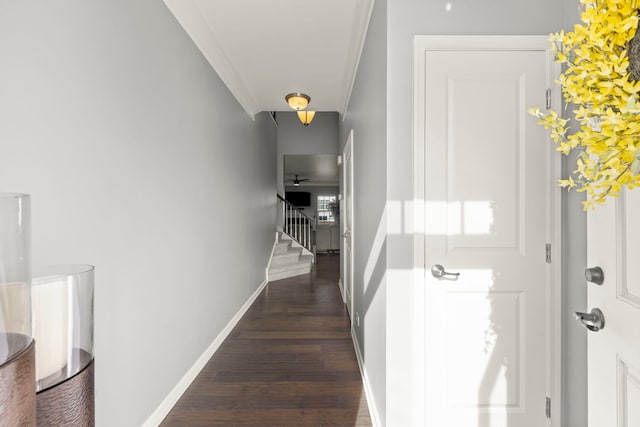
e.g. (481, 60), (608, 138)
(161, 254), (372, 426)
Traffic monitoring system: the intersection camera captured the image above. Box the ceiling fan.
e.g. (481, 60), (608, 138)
(288, 175), (310, 187)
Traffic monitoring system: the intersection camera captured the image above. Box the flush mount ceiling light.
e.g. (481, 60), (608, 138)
(297, 111), (315, 126)
(285, 93), (310, 111)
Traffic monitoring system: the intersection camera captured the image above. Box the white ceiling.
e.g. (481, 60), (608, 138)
(163, 0), (374, 118)
(285, 154), (339, 186)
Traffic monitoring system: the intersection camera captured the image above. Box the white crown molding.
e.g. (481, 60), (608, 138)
(339, 0), (376, 116)
(163, 0), (259, 119)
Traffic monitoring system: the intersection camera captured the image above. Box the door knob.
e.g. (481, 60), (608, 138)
(575, 308), (605, 332)
(430, 264), (460, 279)
(584, 266), (604, 285)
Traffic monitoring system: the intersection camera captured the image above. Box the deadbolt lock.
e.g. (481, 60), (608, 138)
(584, 266), (604, 285)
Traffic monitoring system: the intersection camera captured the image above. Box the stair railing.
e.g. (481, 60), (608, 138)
(277, 194), (317, 263)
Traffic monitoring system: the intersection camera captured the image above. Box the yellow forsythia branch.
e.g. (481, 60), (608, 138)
(530, 0), (640, 210)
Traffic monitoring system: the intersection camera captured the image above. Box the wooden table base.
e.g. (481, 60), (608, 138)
(36, 360), (94, 426)
(0, 340), (36, 425)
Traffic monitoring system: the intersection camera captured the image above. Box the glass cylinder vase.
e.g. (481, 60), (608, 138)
(32, 264), (94, 391)
(0, 192), (32, 367)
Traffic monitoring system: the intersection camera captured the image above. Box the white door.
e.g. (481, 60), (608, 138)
(416, 36), (560, 427)
(342, 131), (354, 317)
(586, 190), (640, 426)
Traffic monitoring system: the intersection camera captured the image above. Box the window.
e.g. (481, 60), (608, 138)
(317, 195), (336, 223)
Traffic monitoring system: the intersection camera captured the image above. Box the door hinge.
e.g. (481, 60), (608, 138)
(546, 89), (552, 109)
(545, 244), (552, 263)
(545, 396), (551, 418)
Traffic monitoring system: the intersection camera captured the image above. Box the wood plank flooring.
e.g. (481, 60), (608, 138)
(161, 254), (372, 426)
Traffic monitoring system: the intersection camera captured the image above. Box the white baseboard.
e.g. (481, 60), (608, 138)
(351, 328), (382, 427)
(142, 278), (269, 427)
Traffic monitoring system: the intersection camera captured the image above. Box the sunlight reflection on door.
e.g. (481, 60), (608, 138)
(443, 271), (523, 427)
(425, 200), (494, 236)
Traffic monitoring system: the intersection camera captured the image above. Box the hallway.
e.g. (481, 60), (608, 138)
(161, 254), (372, 426)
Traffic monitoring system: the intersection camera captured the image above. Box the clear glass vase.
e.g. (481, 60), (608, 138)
(32, 264), (94, 391)
(0, 193), (32, 367)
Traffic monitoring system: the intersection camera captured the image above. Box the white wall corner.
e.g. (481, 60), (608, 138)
(266, 231), (279, 281)
(352, 328), (382, 427)
(141, 278), (269, 427)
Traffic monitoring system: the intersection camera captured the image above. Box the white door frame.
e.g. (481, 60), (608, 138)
(412, 35), (563, 426)
(342, 130), (354, 318)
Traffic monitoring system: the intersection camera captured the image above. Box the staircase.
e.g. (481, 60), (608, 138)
(268, 232), (314, 282)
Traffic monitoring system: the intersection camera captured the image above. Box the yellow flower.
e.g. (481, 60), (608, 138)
(530, 0), (640, 209)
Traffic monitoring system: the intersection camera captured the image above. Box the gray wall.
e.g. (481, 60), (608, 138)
(339, 0), (387, 423)
(384, 0), (587, 426)
(276, 112), (339, 195)
(0, 2), (276, 426)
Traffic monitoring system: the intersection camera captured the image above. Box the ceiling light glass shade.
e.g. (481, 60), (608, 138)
(285, 93), (310, 111)
(297, 110), (316, 126)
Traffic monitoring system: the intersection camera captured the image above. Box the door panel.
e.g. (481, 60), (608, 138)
(445, 290), (524, 408)
(421, 46), (552, 427)
(587, 189), (640, 426)
(618, 191), (640, 306)
(446, 74), (523, 252)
